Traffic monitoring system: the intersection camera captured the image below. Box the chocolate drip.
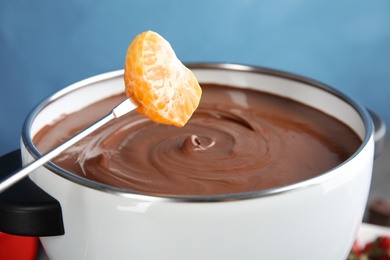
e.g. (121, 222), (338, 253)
(181, 135), (215, 152)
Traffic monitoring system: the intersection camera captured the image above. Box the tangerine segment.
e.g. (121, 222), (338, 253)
(124, 31), (202, 127)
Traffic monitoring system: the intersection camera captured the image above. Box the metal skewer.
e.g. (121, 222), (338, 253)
(0, 99), (138, 193)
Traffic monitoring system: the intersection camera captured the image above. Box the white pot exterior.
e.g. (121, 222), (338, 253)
(21, 65), (375, 260)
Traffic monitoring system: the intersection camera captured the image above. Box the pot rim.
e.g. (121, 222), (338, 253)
(21, 63), (374, 202)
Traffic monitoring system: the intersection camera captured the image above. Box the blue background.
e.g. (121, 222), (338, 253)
(1, 0), (389, 156)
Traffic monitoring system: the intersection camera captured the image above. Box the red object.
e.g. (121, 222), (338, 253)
(378, 236), (390, 250)
(0, 232), (38, 260)
(351, 240), (362, 256)
(362, 241), (373, 254)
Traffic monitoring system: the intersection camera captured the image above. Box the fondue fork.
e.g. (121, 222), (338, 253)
(0, 99), (138, 193)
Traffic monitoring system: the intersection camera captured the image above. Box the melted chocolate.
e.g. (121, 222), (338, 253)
(33, 84), (361, 195)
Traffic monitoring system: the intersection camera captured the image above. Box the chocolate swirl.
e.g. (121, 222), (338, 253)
(34, 84), (361, 195)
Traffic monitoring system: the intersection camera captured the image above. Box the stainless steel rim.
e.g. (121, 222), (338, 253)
(21, 63), (374, 202)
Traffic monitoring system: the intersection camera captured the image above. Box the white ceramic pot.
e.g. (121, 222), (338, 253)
(20, 64), (375, 259)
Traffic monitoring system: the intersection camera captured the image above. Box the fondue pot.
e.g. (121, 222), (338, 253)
(0, 64), (385, 259)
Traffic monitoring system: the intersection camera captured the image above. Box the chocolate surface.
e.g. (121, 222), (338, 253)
(33, 84), (361, 195)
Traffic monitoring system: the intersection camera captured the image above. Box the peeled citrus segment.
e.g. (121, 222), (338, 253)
(124, 31), (202, 127)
